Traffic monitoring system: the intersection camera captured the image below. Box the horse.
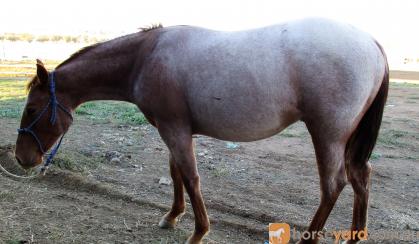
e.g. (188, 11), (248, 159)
(14, 18), (388, 244)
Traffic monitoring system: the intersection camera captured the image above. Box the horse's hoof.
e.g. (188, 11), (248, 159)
(158, 217), (176, 229)
(158, 212), (185, 229)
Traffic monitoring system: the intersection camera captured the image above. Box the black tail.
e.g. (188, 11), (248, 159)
(345, 41), (389, 166)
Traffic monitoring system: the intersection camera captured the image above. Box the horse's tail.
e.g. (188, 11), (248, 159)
(345, 40), (389, 167)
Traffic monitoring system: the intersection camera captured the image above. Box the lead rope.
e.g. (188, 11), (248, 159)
(0, 162), (41, 180)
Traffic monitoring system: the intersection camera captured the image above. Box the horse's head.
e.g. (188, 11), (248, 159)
(15, 60), (73, 169)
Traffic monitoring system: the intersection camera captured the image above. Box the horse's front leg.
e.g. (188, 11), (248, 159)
(157, 123), (210, 244)
(159, 154), (186, 228)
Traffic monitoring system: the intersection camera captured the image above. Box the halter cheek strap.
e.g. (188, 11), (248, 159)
(17, 71), (73, 174)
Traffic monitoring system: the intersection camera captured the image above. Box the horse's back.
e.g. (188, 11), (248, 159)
(148, 18), (385, 141)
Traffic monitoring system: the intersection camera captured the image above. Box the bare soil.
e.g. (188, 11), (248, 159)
(0, 86), (418, 244)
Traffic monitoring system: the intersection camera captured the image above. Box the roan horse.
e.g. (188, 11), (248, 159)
(15, 18), (388, 243)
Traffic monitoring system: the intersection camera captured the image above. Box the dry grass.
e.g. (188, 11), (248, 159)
(0, 60), (59, 78)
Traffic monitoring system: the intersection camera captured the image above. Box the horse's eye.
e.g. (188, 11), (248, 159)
(26, 108), (36, 116)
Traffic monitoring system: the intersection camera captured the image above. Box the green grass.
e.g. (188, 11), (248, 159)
(54, 151), (102, 172)
(377, 129), (409, 147)
(0, 79), (27, 100)
(370, 152), (382, 161)
(280, 128), (300, 138)
(0, 61), (147, 125)
(389, 82), (419, 89)
(0, 78), (27, 118)
(212, 167), (229, 177)
(0, 98), (26, 118)
(76, 101), (147, 125)
(0, 77), (147, 125)
(5, 239), (23, 244)
(0, 191), (15, 201)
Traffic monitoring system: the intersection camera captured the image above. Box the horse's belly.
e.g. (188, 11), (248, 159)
(189, 94), (300, 142)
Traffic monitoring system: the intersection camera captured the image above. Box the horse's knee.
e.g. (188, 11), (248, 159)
(348, 161), (371, 178)
(320, 168), (347, 202)
(321, 184), (346, 205)
(182, 174), (200, 189)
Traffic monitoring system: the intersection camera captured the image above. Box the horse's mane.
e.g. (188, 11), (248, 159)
(56, 43), (102, 69)
(26, 76), (38, 91)
(27, 24), (164, 90)
(56, 24), (163, 69)
(139, 23), (163, 32)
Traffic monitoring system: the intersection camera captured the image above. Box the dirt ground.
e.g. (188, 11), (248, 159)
(0, 85), (418, 244)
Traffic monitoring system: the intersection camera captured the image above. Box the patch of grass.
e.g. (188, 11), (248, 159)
(0, 78), (148, 125)
(279, 123), (308, 138)
(378, 154), (419, 161)
(0, 99), (29, 120)
(0, 191), (15, 201)
(0, 78), (27, 118)
(370, 152), (382, 161)
(0, 98), (26, 118)
(54, 151), (101, 172)
(0, 79), (28, 99)
(76, 101), (147, 125)
(383, 154), (398, 159)
(45, 227), (66, 242)
(389, 82), (419, 89)
(377, 129), (408, 147)
(393, 118), (412, 123)
(405, 155), (419, 161)
(280, 129), (300, 138)
(0, 66), (35, 73)
(5, 240), (23, 244)
(212, 167), (229, 177)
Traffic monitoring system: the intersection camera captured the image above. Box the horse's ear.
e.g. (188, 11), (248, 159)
(36, 59), (44, 66)
(36, 59), (48, 84)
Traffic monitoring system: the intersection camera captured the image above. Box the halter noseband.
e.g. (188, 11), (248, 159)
(17, 71), (73, 173)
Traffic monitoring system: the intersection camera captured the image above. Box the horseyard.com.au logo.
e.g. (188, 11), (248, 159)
(265, 223), (419, 243)
(268, 223), (291, 244)
(266, 222), (367, 244)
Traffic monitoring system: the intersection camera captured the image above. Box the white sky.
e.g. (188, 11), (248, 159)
(1, 0), (418, 58)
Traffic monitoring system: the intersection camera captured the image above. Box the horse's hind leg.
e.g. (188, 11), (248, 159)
(345, 161), (372, 243)
(159, 154), (186, 228)
(299, 128), (348, 243)
(157, 123), (209, 244)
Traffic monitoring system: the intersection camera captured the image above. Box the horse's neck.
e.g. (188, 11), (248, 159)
(56, 59), (135, 108)
(55, 32), (159, 109)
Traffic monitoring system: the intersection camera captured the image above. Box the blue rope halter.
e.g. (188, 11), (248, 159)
(17, 71), (73, 173)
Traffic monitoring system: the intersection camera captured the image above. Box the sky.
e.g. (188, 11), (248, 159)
(0, 0), (418, 63)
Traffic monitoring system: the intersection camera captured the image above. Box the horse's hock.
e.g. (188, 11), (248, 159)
(0, 144), (26, 175)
